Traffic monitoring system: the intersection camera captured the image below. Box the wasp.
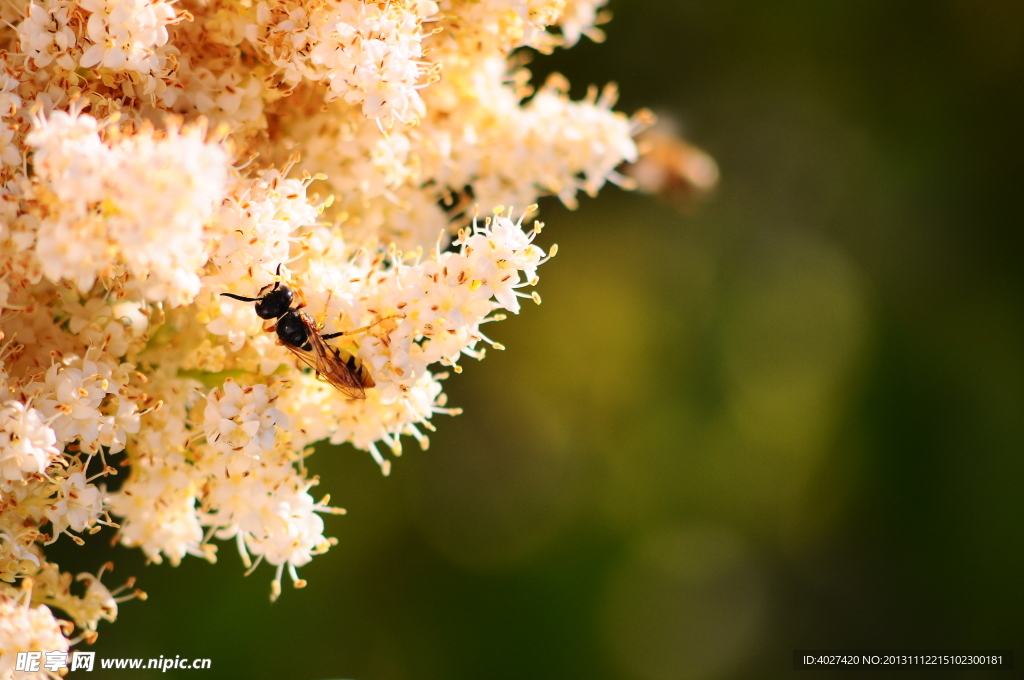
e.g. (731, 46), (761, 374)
(221, 269), (376, 399)
(622, 116), (719, 206)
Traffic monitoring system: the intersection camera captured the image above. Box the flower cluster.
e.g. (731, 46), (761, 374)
(0, 586), (69, 680)
(27, 110), (230, 305)
(0, 0), (649, 662)
(252, 0), (438, 125)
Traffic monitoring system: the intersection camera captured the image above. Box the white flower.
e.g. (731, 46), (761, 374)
(46, 470), (104, 539)
(0, 401), (60, 483)
(246, 490), (327, 569)
(205, 172), (319, 291)
(17, 0), (78, 70)
(28, 357), (123, 454)
(420, 59), (643, 210)
(27, 111), (231, 306)
(0, 524), (44, 580)
(254, 0), (437, 125)
(0, 59), (23, 120)
(0, 590), (69, 680)
(203, 379), (287, 474)
(171, 56), (266, 132)
(436, 0), (549, 52)
(557, 0), (607, 47)
(107, 464), (204, 565)
(240, 483), (334, 601)
(77, 0), (177, 73)
(0, 124), (22, 168)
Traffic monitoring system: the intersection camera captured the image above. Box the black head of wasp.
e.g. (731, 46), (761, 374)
(220, 265), (379, 400)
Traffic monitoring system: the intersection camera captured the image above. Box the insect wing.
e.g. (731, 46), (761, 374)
(284, 315), (373, 399)
(307, 328), (374, 398)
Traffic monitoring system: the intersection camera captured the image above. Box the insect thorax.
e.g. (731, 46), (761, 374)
(277, 312), (311, 349)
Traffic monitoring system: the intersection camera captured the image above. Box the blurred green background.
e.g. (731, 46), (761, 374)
(56, 0), (1024, 677)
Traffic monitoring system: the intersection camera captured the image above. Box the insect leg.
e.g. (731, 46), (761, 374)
(292, 286), (308, 311)
(319, 290), (333, 327)
(320, 315), (401, 340)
